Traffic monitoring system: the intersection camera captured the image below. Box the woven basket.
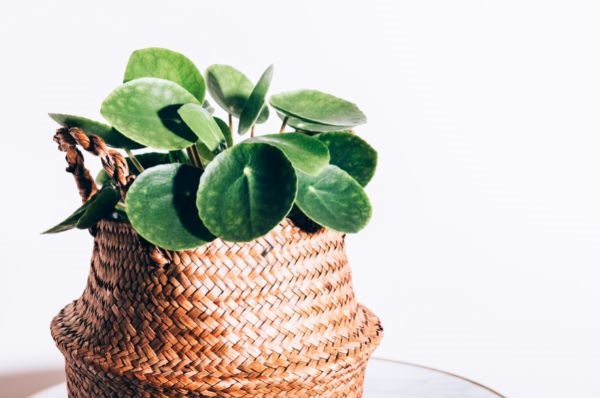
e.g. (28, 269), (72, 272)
(50, 128), (383, 398)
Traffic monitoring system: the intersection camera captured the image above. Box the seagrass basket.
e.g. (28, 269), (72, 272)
(50, 127), (383, 398)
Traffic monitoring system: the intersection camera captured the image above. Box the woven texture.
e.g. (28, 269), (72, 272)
(51, 220), (383, 398)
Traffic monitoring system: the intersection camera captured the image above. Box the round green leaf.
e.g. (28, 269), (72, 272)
(196, 143), (297, 242)
(316, 131), (377, 186)
(238, 65), (273, 135)
(296, 165), (371, 233)
(206, 64), (269, 121)
(100, 77), (200, 150)
(270, 89), (366, 128)
(43, 185), (121, 234)
(178, 103), (225, 151)
(124, 47), (205, 102)
(49, 113), (144, 149)
(248, 133), (329, 175)
(126, 164), (214, 250)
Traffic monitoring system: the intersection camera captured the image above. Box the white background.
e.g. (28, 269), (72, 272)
(1, 1), (599, 397)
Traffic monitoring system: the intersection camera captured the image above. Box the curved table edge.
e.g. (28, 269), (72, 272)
(372, 357), (507, 398)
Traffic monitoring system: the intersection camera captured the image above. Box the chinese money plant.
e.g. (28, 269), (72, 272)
(46, 48), (377, 250)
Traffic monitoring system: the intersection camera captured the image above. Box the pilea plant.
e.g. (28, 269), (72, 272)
(46, 47), (377, 250)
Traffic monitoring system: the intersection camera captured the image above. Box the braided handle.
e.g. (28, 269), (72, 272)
(54, 127), (133, 202)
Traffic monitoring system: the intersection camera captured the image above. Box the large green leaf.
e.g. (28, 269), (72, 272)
(196, 143), (297, 242)
(96, 152), (170, 185)
(316, 131), (377, 186)
(270, 89), (366, 128)
(178, 103), (225, 151)
(49, 113), (144, 149)
(238, 65), (273, 135)
(126, 164), (214, 250)
(43, 185), (121, 233)
(205, 64), (269, 121)
(101, 77), (200, 150)
(248, 133), (329, 175)
(124, 47), (205, 102)
(295, 165), (371, 233)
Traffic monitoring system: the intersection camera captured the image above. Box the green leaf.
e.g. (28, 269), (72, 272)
(96, 152), (170, 185)
(238, 65), (273, 135)
(178, 103), (225, 151)
(43, 185), (121, 233)
(296, 165), (371, 233)
(284, 114), (354, 133)
(214, 117), (233, 147)
(100, 77), (200, 150)
(202, 99), (215, 114)
(76, 186), (121, 229)
(126, 164), (214, 250)
(247, 133), (329, 175)
(124, 47), (205, 102)
(270, 89), (366, 128)
(206, 64), (269, 121)
(196, 143), (297, 242)
(49, 113), (144, 149)
(316, 131), (377, 186)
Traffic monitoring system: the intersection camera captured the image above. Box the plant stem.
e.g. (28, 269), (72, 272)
(228, 113), (233, 131)
(115, 202), (127, 212)
(191, 145), (205, 171)
(279, 116), (288, 133)
(251, 125), (255, 138)
(186, 147), (199, 167)
(125, 149), (144, 173)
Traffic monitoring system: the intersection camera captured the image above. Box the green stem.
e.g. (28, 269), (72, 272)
(186, 147), (199, 167)
(191, 145), (205, 171)
(115, 202), (127, 212)
(279, 116), (288, 133)
(125, 148), (144, 173)
(228, 113), (233, 131)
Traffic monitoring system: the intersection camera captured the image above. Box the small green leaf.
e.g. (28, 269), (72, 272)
(202, 100), (215, 114)
(296, 165), (371, 233)
(214, 117), (233, 147)
(284, 114), (354, 133)
(43, 185), (121, 234)
(76, 186), (121, 229)
(100, 77), (200, 150)
(126, 164), (214, 250)
(178, 103), (225, 151)
(96, 152), (170, 185)
(49, 113), (144, 149)
(316, 131), (377, 186)
(238, 65), (273, 135)
(270, 89), (366, 128)
(124, 47), (205, 102)
(206, 64), (269, 121)
(248, 133), (329, 175)
(196, 143), (297, 242)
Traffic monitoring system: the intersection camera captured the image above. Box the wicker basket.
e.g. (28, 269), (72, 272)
(50, 128), (383, 398)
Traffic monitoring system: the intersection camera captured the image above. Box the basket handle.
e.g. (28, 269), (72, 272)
(53, 127), (132, 202)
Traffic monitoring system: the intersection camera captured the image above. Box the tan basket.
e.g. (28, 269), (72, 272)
(50, 128), (383, 398)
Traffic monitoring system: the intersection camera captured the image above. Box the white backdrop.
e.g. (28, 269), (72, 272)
(1, 1), (599, 397)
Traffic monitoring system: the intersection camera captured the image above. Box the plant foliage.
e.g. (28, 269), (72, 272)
(47, 47), (378, 249)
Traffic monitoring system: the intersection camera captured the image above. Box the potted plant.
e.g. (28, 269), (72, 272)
(47, 47), (382, 398)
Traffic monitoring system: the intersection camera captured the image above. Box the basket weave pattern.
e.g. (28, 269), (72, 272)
(51, 220), (382, 397)
(50, 128), (382, 397)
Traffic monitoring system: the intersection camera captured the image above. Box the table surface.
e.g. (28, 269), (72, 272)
(30, 358), (505, 397)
